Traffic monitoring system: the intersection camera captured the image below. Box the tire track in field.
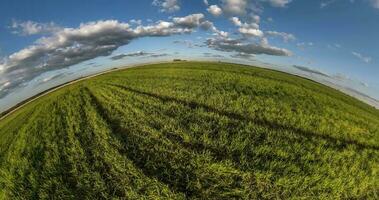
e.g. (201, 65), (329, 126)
(98, 84), (312, 176)
(84, 86), (261, 199)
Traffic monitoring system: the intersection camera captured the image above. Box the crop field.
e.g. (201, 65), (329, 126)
(0, 62), (378, 199)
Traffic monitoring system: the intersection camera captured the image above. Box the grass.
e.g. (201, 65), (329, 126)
(0, 61), (378, 199)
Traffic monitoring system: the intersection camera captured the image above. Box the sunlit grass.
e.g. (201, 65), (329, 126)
(0, 62), (378, 199)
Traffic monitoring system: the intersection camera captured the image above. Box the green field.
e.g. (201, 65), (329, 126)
(0, 62), (378, 199)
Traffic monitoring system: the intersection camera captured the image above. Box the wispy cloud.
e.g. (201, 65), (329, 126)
(266, 31), (296, 42)
(110, 51), (153, 60)
(352, 51), (372, 63)
(10, 20), (61, 36)
(203, 52), (225, 58)
(296, 42), (313, 50)
(320, 0), (337, 8)
(332, 73), (369, 87)
(266, 0), (292, 7)
(230, 52), (255, 60)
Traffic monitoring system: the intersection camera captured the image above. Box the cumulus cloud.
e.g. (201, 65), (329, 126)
(10, 20), (61, 36)
(266, 31), (296, 42)
(230, 16), (263, 37)
(171, 14), (228, 37)
(222, 0), (248, 15)
(221, 0), (292, 16)
(207, 5), (223, 17)
(239, 27), (264, 37)
(173, 14), (205, 28)
(0, 14), (217, 98)
(152, 0), (180, 13)
(206, 37), (292, 57)
(352, 51), (372, 63)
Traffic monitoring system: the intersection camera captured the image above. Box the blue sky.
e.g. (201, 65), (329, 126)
(0, 0), (379, 111)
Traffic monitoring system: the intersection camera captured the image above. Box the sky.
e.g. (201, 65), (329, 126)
(0, 0), (379, 111)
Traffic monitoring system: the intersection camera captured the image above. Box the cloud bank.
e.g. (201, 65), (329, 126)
(0, 14), (216, 98)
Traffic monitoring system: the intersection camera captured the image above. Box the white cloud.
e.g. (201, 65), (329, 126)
(230, 17), (242, 26)
(207, 5), (223, 17)
(129, 19), (142, 25)
(239, 27), (264, 37)
(173, 13), (205, 28)
(221, 0), (291, 16)
(230, 52), (255, 60)
(266, 0), (292, 7)
(230, 16), (263, 37)
(10, 20), (61, 36)
(0, 81), (11, 92)
(266, 31), (296, 42)
(222, 0), (248, 15)
(110, 51), (152, 60)
(203, 0), (209, 6)
(152, 0), (180, 13)
(352, 51), (372, 63)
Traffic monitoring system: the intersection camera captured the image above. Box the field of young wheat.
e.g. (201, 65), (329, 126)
(0, 62), (378, 199)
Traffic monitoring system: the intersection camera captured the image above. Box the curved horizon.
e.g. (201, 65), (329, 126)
(1, 59), (378, 116)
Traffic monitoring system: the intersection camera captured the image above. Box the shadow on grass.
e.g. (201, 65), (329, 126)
(110, 84), (378, 151)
